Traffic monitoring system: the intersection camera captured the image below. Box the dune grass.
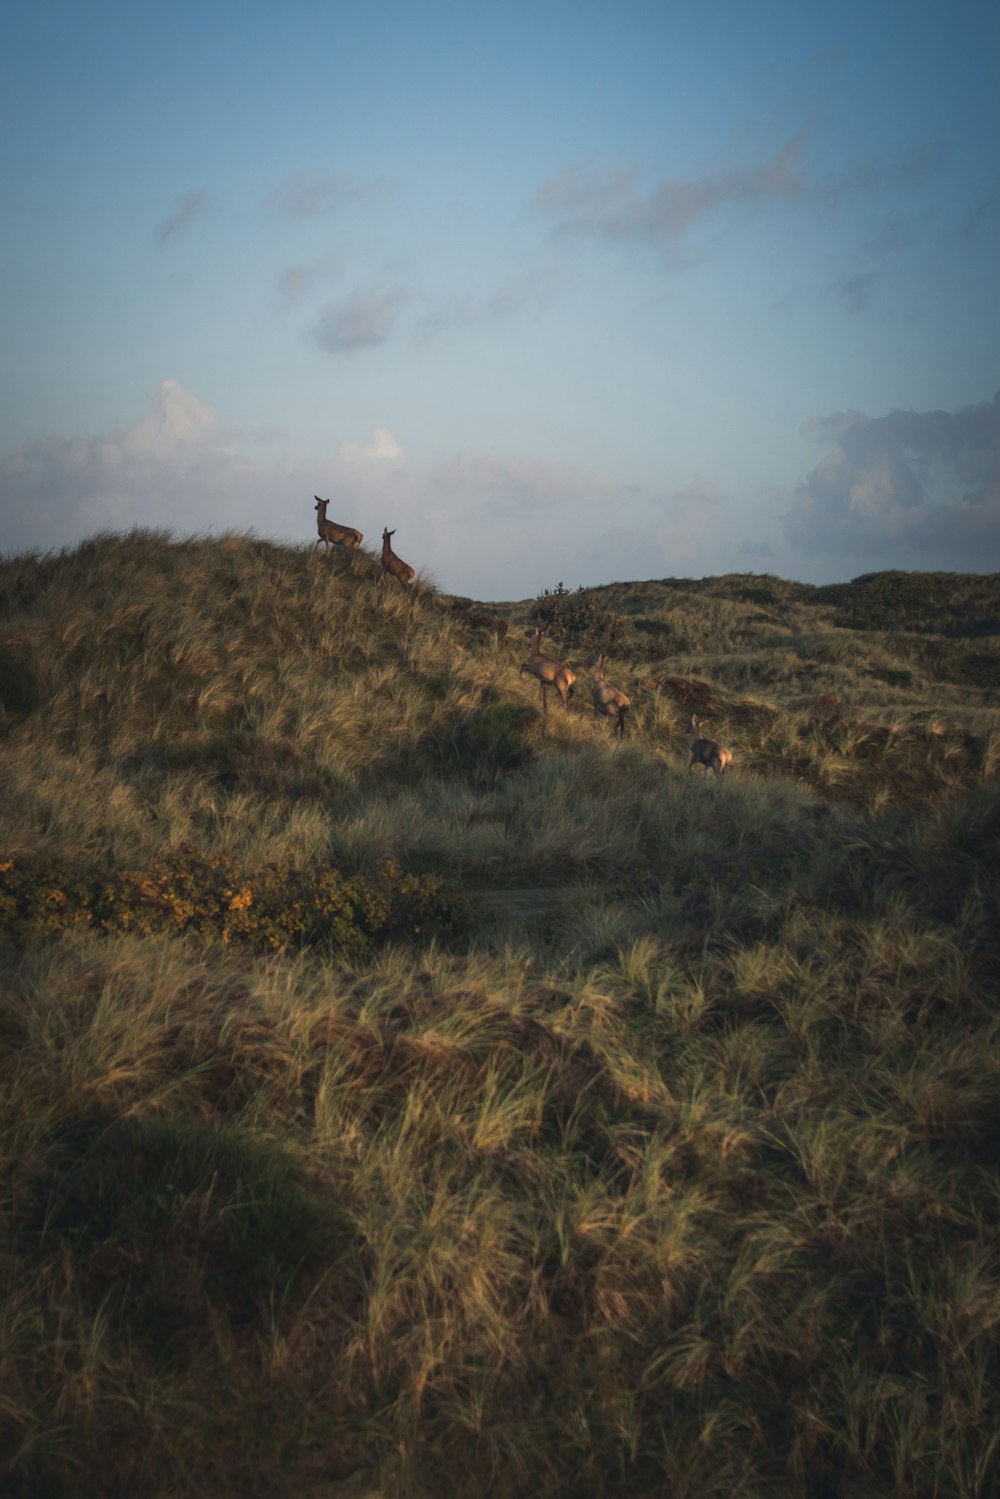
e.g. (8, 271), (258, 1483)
(1, 532), (999, 1496)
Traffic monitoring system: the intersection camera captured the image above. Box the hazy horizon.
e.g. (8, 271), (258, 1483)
(2, 0), (998, 597)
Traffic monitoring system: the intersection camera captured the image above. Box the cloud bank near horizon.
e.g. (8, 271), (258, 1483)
(0, 380), (634, 598)
(3, 381), (998, 596)
(784, 392), (1000, 571)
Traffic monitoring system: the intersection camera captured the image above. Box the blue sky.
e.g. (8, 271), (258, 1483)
(2, 0), (998, 596)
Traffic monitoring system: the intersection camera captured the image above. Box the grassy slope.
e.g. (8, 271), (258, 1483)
(1, 533), (999, 1497)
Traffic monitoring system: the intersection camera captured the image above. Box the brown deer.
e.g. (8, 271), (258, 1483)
(591, 655), (630, 738)
(520, 628), (575, 732)
(379, 528), (415, 589)
(689, 715), (732, 781)
(314, 497), (363, 552)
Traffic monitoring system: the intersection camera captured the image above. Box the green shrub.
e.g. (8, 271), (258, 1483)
(0, 850), (463, 954)
(531, 580), (627, 653)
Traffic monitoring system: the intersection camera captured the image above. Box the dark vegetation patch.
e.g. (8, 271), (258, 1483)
(0, 849), (464, 954)
(644, 672), (718, 715)
(814, 568), (1000, 635)
(862, 664), (914, 688)
(530, 580), (629, 652)
(420, 701), (536, 785)
(31, 1112), (356, 1360)
(0, 644), (38, 720)
(632, 614), (681, 647)
(584, 567), (1000, 636)
(127, 732), (337, 800)
(892, 635), (1000, 689)
(503, 568), (1000, 653)
(747, 716), (990, 808)
(447, 596), (510, 637)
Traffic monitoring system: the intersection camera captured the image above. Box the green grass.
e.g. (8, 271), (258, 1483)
(1, 533), (999, 1496)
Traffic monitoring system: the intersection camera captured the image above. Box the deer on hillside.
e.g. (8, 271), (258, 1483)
(379, 528), (415, 589)
(689, 715), (732, 781)
(520, 628), (575, 733)
(591, 655), (630, 738)
(314, 498), (363, 553)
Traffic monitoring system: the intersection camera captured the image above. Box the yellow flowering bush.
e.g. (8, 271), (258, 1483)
(0, 849), (462, 956)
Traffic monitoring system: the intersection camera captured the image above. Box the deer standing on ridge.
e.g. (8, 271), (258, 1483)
(379, 528), (415, 589)
(520, 628), (575, 733)
(314, 498), (363, 553)
(689, 716), (732, 781)
(591, 655), (630, 738)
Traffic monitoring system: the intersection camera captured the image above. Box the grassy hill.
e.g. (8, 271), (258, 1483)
(2, 532), (999, 1497)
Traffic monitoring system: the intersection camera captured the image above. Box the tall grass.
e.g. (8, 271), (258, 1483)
(1, 533), (999, 1495)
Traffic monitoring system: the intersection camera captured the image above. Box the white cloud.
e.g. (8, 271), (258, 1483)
(337, 428), (405, 466)
(119, 378), (219, 458)
(784, 392), (1000, 568)
(0, 381), (636, 598)
(0, 381), (263, 550)
(22, 379), (991, 596)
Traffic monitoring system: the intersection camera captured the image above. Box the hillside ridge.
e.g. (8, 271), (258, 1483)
(2, 530), (999, 1497)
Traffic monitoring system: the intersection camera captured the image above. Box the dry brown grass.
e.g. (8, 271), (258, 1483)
(1, 534), (999, 1496)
